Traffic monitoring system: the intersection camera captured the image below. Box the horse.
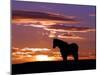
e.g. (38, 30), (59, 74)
(53, 38), (79, 61)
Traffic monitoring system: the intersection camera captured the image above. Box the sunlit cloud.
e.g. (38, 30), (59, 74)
(57, 33), (84, 40)
(12, 47), (20, 52)
(12, 18), (79, 26)
(22, 23), (95, 33)
(12, 47), (19, 50)
(12, 18), (57, 25)
(35, 55), (55, 61)
(24, 24), (46, 28)
(35, 55), (62, 61)
(26, 55), (33, 57)
(58, 34), (84, 40)
(12, 47), (96, 64)
(44, 27), (95, 33)
(21, 47), (51, 51)
(12, 47), (62, 64)
(13, 23), (95, 40)
(45, 25), (96, 33)
(48, 31), (57, 38)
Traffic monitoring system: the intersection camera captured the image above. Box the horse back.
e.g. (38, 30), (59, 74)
(69, 43), (78, 52)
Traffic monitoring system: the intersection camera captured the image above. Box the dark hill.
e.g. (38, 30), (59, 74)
(12, 59), (96, 74)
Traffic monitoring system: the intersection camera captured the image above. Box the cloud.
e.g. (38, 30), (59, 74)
(12, 18), (58, 25)
(24, 24), (46, 28)
(12, 47), (95, 64)
(48, 31), (57, 38)
(43, 11), (77, 19)
(12, 47), (20, 52)
(12, 10), (79, 25)
(14, 23), (95, 33)
(47, 30), (85, 40)
(45, 24), (95, 33)
(12, 11), (95, 40)
(45, 24), (95, 39)
(21, 47), (51, 51)
(12, 47), (62, 64)
(13, 23), (95, 39)
(12, 18), (79, 25)
(12, 47), (19, 50)
(58, 34), (84, 40)
(12, 10), (77, 21)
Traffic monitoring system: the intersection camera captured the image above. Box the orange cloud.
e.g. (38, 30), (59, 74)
(12, 18), (79, 26)
(12, 10), (79, 26)
(58, 35), (84, 40)
(21, 47), (51, 51)
(12, 47), (96, 64)
(45, 25), (96, 33)
(57, 33), (84, 40)
(12, 47), (62, 64)
(48, 31), (57, 38)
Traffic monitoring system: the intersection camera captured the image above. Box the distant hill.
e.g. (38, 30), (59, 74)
(12, 59), (96, 74)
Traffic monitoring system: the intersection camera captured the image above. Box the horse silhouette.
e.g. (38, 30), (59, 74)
(53, 38), (79, 61)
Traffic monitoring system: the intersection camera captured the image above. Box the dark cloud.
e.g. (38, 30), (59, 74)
(12, 10), (76, 21)
(12, 10), (79, 25)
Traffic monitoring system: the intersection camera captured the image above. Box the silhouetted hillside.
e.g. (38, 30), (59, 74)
(12, 60), (96, 74)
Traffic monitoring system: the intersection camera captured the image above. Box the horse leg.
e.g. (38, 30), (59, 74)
(62, 56), (67, 62)
(73, 52), (78, 61)
(61, 52), (67, 62)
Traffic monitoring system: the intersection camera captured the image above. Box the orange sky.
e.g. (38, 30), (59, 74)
(12, 1), (96, 64)
(12, 47), (96, 64)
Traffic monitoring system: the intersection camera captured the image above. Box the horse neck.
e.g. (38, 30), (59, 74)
(59, 41), (68, 49)
(57, 41), (65, 49)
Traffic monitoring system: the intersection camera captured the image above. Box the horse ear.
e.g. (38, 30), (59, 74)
(53, 37), (58, 40)
(52, 38), (56, 41)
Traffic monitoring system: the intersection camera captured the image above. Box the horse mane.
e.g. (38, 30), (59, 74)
(54, 38), (68, 45)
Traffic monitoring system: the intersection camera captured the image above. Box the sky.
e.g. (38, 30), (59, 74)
(12, 0), (96, 64)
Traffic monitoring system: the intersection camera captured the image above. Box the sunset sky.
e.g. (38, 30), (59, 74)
(12, 1), (96, 64)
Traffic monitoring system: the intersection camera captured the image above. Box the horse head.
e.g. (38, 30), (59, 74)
(53, 38), (57, 48)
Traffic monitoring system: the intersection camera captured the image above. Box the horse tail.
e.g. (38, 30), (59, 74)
(70, 43), (78, 51)
(70, 43), (79, 61)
